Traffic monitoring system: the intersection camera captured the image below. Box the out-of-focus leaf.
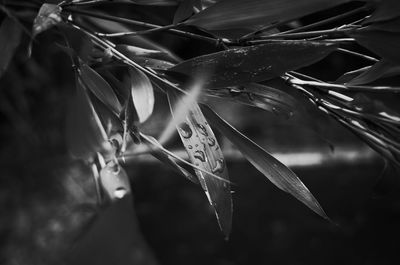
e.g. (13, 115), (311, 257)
(168, 91), (232, 237)
(67, 195), (159, 265)
(173, 0), (194, 24)
(115, 44), (173, 61)
(0, 17), (22, 78)
(206, 83), (298, 119)
(367, 16), (400, 32)
(185, 0), (350, 30)
(335, 66), (371, 84)
(132, 57), (175, 70)
(128, 67), (154, 123)
(349, 28), (400, 64)
(33, 3), (62, 36)
(169, 41), (337, 88)
(80, 64), (123, 114)
(66, 78), (111, 161)
(364, 0), (400, 23)
(144, 135), (199, 183)
(347, 60), (400, 85)
(100, 161), (131, 202)
(201, 104), (328, 219)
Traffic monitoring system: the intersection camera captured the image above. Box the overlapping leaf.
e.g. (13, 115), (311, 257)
(347, 60), (400, 85)
(169, 41), (337, 88)
(364, 0), (400, 23)
(33, 3), (62, 36)
(185, 0), (351, 30)
(173, 0), (194, 24)
(80, 64), (123, 115)
(201, 104), (328, 219)
(206, 83), (298, 119)
(0, 17), (22, 78)
(167, 90), (232, 237)
(128, 67), (155, 123)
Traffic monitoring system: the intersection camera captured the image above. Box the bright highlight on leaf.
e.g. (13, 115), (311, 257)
(33, 4), (62, 36)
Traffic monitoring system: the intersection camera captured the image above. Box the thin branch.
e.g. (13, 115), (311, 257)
(337, 48), (379, 62)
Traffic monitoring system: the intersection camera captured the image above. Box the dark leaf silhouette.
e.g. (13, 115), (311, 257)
(367, 16), (400, 32)
(66, 78), (111, 161)
(169, 41), (337, 88)
(33, 3), (62, 36)
(185, 0), (350, 30)
(364, 0), (400, 23)
(0, 17), (22, 78)
(168, 91), (232, 237)
(80, 64), (123, 115)
(173, 0), (194, 24)
(201, 104), (328, 219)
(349, 28), (400, 64)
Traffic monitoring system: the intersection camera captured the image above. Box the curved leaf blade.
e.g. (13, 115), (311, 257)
(0, 17), (22, 78)
(185, 0), (350, 30)
(168, 91), (232, 237)
(80, 64), (123, 114)
(169, 41), (337, 88)
(201, 104), (328, 220)
(347, 60), (400, 85)
(128, 67), (155, 123)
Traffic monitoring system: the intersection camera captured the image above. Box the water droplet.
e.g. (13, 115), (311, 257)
(194, 150), (206, 162)
(188, 145), (193, 149)
(212, 159), (224, 174)
(179, 123), (192, 138)
(207, 138), (216, 146)
(114, 187), (127, 199)
(197, 124), (208, 136)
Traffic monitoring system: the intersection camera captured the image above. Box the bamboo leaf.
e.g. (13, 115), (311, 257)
(128, 67), (155, 123)
(185, 0), (351, 30)
(206, 83), (298, 119)
(173, 0), (195, 24)
(66, 78), (111, 161)
(168, 91), (232, 237)
(366, 17), (400, 32)
(349, 28), (400, 64)
(100, 161), (131, 202)
(169, 41), (337, 88)
(0, 17), (22, 78)
(364, 0), (400, 23)
(33, 3), (62, 36)
(80, 64), (123, 115)
(201, 104), (328, 220)
(347, 60), (400, 85)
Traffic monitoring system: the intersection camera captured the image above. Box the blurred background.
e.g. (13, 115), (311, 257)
(1, 1), (400, 265)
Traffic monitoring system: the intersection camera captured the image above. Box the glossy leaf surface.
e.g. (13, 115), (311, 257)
(170, 41), (337, 88)
(168, 91), (232, 237)
(201, 104), (328, 219)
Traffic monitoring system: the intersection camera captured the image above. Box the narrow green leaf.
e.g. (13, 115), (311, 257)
(66, 78), (111, 161)
(169, 41), (337, 88)
(80, 64), (123, 115)
(33, 3), (62, 36)
(100, 161), (131, 202)
(128, 67), (155, 123)
(168, 91), (232, 237)
(0, 17), (22, 78)
(185, 0), (350, 30)
(206, 83), (298, 119)
(347, 60), (400, 85)
(173, 0), (194, 24)
(349, 28), (400, 64)
(201, 104), (328, 220)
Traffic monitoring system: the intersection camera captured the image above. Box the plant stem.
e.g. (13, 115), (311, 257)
(96, 23), (183, 37)
(337, 48), (379, 62)
(65, 7), (221, 44)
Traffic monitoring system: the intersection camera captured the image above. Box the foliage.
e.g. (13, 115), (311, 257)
(1, 0), (400, 262)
